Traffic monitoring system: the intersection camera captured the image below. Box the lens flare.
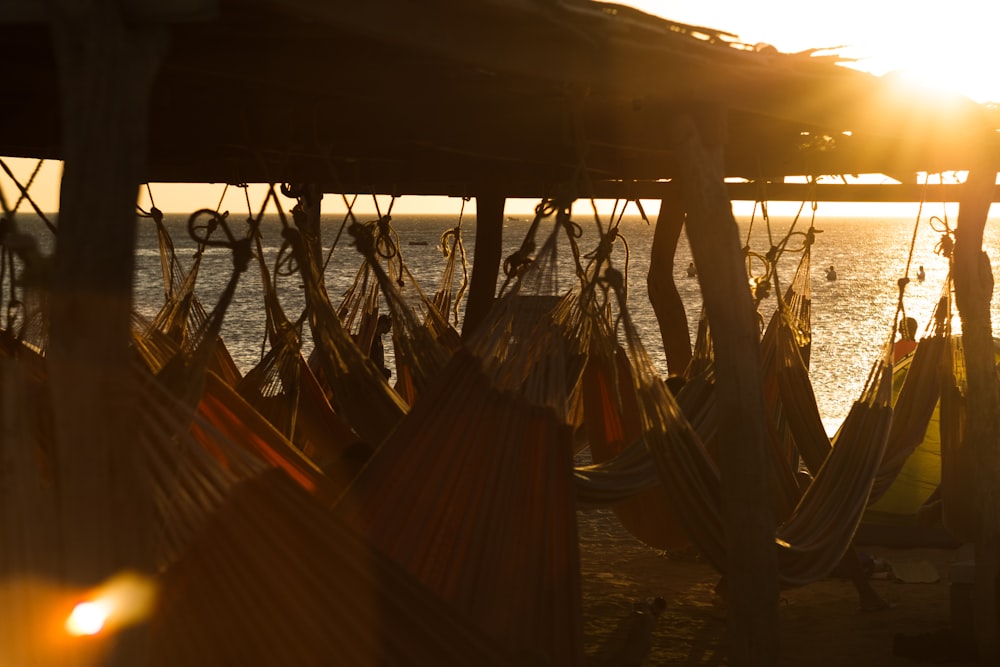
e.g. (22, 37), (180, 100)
(66, 600), (110, 636)
(63, 572), (158, 638)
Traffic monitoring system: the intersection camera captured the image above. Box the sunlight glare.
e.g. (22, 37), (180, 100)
(63, 572), (158, 639)
(66, 601), (110, 636)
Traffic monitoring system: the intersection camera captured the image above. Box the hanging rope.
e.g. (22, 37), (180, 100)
(435, 196), (471, 327)
(0, 159), (56, 234)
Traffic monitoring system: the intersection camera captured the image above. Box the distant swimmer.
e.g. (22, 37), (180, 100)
(687, 261), (697, 278)
(825, 265), (837, 281)
(917, 265), (926, 282)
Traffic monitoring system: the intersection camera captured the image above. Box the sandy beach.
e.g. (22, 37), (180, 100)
(578, 507), (975, 666)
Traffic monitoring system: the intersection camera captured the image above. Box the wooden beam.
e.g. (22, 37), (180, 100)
(461, 193), (505, 340)
(312, 181), (1000, 204)
(646, 183), (692, 376)
(45, 5), (165, 665)
(952, 157), (1000, 661)
(671, 110), (779, 665)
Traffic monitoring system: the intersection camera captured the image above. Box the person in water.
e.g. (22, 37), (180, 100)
(917, 265), (926, 282)
(825, 265), (837, 281)
(686, 261), (697, 278)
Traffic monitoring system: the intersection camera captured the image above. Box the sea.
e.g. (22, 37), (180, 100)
(12, 207), (1000, 436)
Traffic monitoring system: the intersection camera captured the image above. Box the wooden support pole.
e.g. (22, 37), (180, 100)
(296, 183), (326, 289)
(953, 158), (1000, 661)
(45, 3), (165, 665)
(669, 110), (778, 666)
(646, 181), (693, 377)
(461, 193), (504, 340)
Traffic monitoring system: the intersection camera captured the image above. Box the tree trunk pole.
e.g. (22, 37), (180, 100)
(46, 2), (165, 665)
(952, 159), (1000, 661)
(669, 110), (779, 666)
(462, 193), (504, 339)
(647, 181), (693, 377)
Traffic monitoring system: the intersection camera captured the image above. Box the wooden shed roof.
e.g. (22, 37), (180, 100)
(2, 0), (999, 199)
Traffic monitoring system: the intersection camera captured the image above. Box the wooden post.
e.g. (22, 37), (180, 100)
(952, 159), (1000, 661)
(647, 182), (693, 377)
(46, 3), (165, 665)
(669, 110), (779, 666)
(461, 193), (504, 339)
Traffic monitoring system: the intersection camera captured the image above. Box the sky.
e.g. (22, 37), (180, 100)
(1, 1), (997, 219)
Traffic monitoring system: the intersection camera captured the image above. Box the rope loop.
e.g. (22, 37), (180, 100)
(503, 248), (532, 279)
(274, 237), (299, 277)
(186, 208), (228, 247)
(373, 215), (401, 261)
(440, 225), (461, 258)
(187, 207), (257, 273)
(280, 182), (306, 199)
(929, 214), (955, 258)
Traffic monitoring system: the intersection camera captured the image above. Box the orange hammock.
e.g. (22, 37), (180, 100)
(276, 190), (408, 446)
(579, 343), (690, 551)
(334, 349), (583, 665)
(192, 370), (343, 507)
(124, 351), (518, 666)
(240, 353), (367, 476)
(590, 261), (897, 586)
(236, 219), (367, 478)
(151, 469), (518, 667)
(346, 218), (457, 404)
(333, 207), (586, 664)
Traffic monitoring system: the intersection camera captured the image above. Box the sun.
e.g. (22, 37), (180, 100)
(617, 2), (1000, 105)
(858, 34), (1000, 105)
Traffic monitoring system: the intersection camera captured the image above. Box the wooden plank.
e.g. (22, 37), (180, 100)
(670, 109), (779, 665)
(953, 157), (1000, 661)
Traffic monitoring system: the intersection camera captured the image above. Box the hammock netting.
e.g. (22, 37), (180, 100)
(333, 203), (591, 664)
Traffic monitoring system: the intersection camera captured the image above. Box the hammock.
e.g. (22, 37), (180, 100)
(237, 219), (367, 478)
(151, 468), (519, 667)
(138, 206), (242, 386)
(138, 349), (517, 665)
(3, 325), (516, 664)
(345, 218), (456, 404)
(193, 370), (342, 507)
(577, 333), (689, 549)
(276, 188), (409, 446)
(335, 350), (582, 664)
(593, 251), (898, 586)
(939, 335), (985, 543)
(333, 207), (587, 664)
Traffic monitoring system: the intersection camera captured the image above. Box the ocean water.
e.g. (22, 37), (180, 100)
(11, 207), (1000, 435)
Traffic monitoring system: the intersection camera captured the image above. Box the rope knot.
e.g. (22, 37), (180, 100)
(349, 221), (376, 259)
(232, 238), (252, 273)
(935, 233), (954, 258)
(603, 267), (625, 292)
(504, 248), (531, 277)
